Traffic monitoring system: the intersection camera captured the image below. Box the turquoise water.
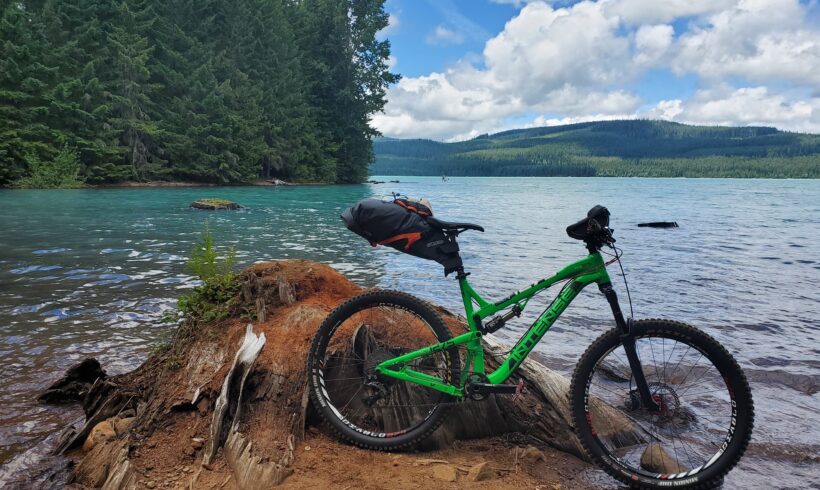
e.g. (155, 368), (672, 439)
(1, 177), (818, 487)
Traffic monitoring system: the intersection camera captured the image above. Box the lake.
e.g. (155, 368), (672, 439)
(1, 177), (818, 488)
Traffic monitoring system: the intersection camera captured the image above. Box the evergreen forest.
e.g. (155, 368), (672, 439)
(0, 0), (397, 186)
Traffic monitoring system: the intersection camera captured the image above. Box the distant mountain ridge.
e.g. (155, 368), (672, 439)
(372, 120), (820, 178)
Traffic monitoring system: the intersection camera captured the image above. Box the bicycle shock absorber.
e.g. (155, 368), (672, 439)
(481, 305), (522, 334)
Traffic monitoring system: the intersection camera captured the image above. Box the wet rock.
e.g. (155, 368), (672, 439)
(112, 416), (135, 435)
(267, 178), (291, 186)
(82, 419), (116, 452)
(53, 376), (140, 455)
(640, 443), (684, 474)
(38, 357), (106, 404)
(467, 461), (495, 481)
(431, 464), (458, 482)
(520, 445), (546, 464)
(190, 199), (241, 210)
(196, 397), (210, 416)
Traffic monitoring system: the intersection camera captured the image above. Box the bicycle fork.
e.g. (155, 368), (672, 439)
(599, 283), (661, 412)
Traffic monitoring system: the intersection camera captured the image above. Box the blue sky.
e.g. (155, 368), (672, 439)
(375, 0), (820, 141)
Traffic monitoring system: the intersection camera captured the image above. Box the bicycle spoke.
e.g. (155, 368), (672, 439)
(586, 332), (739, 479)
(313, 299), (455, 439)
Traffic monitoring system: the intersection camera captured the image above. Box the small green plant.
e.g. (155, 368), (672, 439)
(14, 146), (85, 189)
(177, 223), (239, 322)
(186, 222), (236, 280)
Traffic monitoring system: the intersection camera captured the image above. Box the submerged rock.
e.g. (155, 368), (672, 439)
(38, 357), (106, 404)
(190, 198), (242, 210)
(640, 443), (684, 474)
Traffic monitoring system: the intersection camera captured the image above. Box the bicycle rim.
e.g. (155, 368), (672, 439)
(583, 332), (741, 480)
(313, 302), (454, 439)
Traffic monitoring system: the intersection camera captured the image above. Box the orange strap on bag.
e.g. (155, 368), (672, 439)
(394, 200), (431, 216)
(376, 232), (423, 250)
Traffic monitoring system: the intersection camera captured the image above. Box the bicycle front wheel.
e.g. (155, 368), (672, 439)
(570, 319), (753, 489)
(307, 289), (459, 450)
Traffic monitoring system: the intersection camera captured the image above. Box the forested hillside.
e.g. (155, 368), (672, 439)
(0, 0), (396, 186)
(372, 120), (820, 178)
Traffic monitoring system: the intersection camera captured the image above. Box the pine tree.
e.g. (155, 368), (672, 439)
(102, 1), (164, 181)
(0, 0), (399, 186)
(0, 2), (57, 183)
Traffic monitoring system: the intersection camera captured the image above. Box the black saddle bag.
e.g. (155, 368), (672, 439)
(341, 198), (463, 275)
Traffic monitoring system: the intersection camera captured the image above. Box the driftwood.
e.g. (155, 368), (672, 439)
(637, 221), (679, 228)
(38, 358), (107, 404)
(57, 260), (642, 489)
(203, 324), (266, 465)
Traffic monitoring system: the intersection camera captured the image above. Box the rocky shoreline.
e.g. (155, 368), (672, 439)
(92, 179), (332, 188)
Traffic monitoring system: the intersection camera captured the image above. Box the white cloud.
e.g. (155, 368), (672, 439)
(672, 0), (820, 86)
(426, 25), (465, 45)
(375, 0), (820, 140)
(386, 55), (398, 70)
(378, 12), (400, 38)
(483, 1), (634, 103)
(425, 0), (491, 42)
(489, 0), (541, 6)
(633, 24), (674, 65)
(605, 0), (737, 24)
(646, 86), (820, 132)
(649, 99), (684, 120)
(529, 113), (638, 128)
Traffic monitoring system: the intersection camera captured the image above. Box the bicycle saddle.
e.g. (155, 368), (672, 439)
(425, 216), (485, 233)
(566, 205), (610, 241)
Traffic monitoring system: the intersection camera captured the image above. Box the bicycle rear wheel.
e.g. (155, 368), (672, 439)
(570, 319), (753, 489)
(307, 290), (459, 450)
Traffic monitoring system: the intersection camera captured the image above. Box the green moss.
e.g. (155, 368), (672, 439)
(198, 198), (235, 206)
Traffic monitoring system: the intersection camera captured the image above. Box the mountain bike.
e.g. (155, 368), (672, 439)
(307, 205), (753, 489)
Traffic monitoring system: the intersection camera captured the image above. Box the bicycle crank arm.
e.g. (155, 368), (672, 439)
(465, 382), (518, 396)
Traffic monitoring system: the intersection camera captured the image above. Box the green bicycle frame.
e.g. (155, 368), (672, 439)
(375, 252), (614, 397)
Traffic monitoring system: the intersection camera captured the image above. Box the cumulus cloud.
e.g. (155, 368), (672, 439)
(529, 113), (638, 127)
(375, 0), (820, 140)
(672, 0), (820, 86)
(633, 24), (674, 65)
(646, 86), (820, 132)
(482, 1), (634, 102)
(605, 0), (737, 24)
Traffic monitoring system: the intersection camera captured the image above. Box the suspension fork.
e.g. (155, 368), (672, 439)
(599, 283), (660, 412)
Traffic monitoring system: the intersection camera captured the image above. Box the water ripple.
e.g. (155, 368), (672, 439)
(0, 178), (817, 488)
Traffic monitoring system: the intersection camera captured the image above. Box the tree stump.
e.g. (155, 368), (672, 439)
(58, 260), (641, 489)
